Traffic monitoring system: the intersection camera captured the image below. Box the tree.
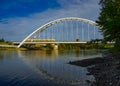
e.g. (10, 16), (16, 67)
(0, 38), (5, 42)
(76, 38), (80, 42)
(96, 0), (120, 51)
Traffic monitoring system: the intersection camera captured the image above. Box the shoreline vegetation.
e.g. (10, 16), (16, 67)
(0, 38), (114, 50)
(0, 38), (27, 50)
(0, 47), (27, 50)
(0, 43), (113, 50)
(0, 38), (114, 51)
(69, 52), (120, 86)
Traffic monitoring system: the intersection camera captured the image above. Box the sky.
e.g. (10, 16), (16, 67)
(0, 0), (101, 41)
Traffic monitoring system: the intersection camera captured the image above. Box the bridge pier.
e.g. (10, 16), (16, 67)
(48, 44), (58, 50)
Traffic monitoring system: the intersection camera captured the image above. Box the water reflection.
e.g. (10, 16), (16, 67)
(18, 49), (102, 85)
(18, 50), (58, 61)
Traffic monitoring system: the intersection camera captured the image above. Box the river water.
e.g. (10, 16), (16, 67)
(0, 49), (102, 86)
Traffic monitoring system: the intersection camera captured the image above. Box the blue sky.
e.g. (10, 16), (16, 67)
(0, 0), (60, 19)
(0, 0), (100, 41)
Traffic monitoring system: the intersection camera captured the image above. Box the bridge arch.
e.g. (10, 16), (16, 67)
(18, 17), (101, 48)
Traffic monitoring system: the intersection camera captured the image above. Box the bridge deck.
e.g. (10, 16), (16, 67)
(14, 42), (87, 44)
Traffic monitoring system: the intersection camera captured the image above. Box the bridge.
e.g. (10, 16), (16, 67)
(17, 17), (102, 48)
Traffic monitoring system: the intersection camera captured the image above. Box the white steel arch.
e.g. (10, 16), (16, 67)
(18, 17), (99, 48)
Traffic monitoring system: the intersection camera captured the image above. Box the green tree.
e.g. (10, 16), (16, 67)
(96, 0), (120, 51)
(0, 38), (5, 42)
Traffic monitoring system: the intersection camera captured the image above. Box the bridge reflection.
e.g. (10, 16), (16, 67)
(18, 49), (102, 85)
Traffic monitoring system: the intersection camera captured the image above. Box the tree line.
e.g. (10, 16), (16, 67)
(97, 0), (120, 51)
(0, 38), (13, 45)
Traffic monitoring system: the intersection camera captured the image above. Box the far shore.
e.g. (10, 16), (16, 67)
(0, 47), (27, 50)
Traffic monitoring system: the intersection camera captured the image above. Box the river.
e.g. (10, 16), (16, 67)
(0, 49), (102, 86)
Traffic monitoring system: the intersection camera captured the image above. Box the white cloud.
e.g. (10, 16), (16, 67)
(0, 0), (100, 41)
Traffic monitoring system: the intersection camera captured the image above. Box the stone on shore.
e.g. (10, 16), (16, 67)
(69, 52), (120, 86)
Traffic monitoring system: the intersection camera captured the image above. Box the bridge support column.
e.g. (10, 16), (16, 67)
(47, 44), (58, 50)
(51, 44), (58, 50)
(54, 44), (58, 50)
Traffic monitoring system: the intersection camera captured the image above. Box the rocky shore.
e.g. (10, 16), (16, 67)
(69, 52), (120, 86)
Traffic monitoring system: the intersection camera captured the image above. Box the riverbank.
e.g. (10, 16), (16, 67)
(69, 52), (120, 86)
(0, 47), (27, 50)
